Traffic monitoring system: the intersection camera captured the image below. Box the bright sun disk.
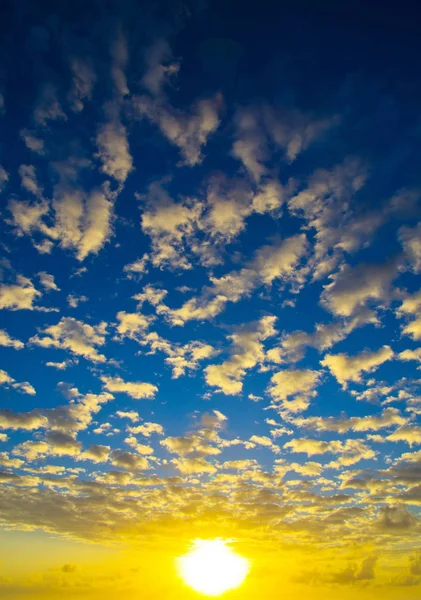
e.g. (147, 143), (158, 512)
(176, 539), (250, 596)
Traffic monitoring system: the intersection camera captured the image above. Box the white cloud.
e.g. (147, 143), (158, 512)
(30, 317), (108, 363)
(37, 271), (60, 292)
(387, 425), (421, 447)
(109, 450), (149, 471)
(67, 294), (87, 308)
(0, 275), (41, 310)
(268, 368), (321, 413)
(45, 359), (75, 370)
(8, 176), (116, 261)
(115, 311), (153, 340)
(0, 369), (35, 395)
(96, 106), (133, 183)
(400, 222), (421, 272)
(111, 29), (129, 97)
(162, 234), (308, 325)
(135, 41), (222, 166)
(34, 83), (67, 126)
(0, 165), (8, 191)
(205, 316), (277, 394)
(293, 407), (407, 433)
(320, 260), (398, 317)
(68, 57), (96, 112)
(321, 345), (394, 389)
(232, 105), (338, 181)
(141, 40), (179, 96)
(136, 94), (222, 167)
(101, 375), (158, 399)
(138, 331), (216, 378)
(0, 329), (24, 349)
(268, 309), (378, 364)
(285, 437), (376, 466)
(19, 164), (42, 197)
(288, 158), (373, 279)
(116, 410), (140, 423)
(123, 254), (149, 279)
(20, 129), (45, 154)
(128, 422), (164, 436)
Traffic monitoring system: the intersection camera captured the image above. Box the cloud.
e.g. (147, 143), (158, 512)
(139, 331), (216, 378)
(288, 158), (372, 279)
(264, 106), (338, 162)
(30, 317), (108, 363)
(232, 107), (268, 181)
(128, 422), (164, 436)
(45, 359), (75, 370)
(141, 39), (179, 96)
(43, 431), (83, 457)
(80, 444), (111, 463)
(133, 40), (223, 166)
(387, 425), (421, 447)
(101, 375), (158, 399)
(0, 275), (42, 310)
(0, 329), (24, 349)
(232, 105), (337, 181)
(67, 294), (88, 308)
(68, 57), (96, 112)
(110, 28), (129, 97)
(115, 311), (154, 340)
(116, 410), (139, 423)
(138, 175), (290, 271)
(399, 347), (421, 366)
(135, 94), (222, 167)
(285, 437), (376, 465)
(20, 129), (45, 154)
(123, 254), (149, 279)
(109, 450), (149, 471)
(171, 456), (217, 474)
(400, 222), (421, 272)
(326, 556), (378, 584)
(0, 410), (48, 431)
(0, 369), (35, 395)
(321, 258), (399, 318)
(397, 290), (421, 341)
(161, 234), (308, 325)
(293, 407), (407, 433)
(19, 164), (43, 197)
(205, 316), (277, 394)
(321, 345), (394, 388)
(160, 411), (226, 473)
(0, 165), (8, 191)
(377, 505), (417, 531)
(267, 309), (378, 363)
(140, 181), (202, 270)
(37, 271), (60, 292)
(33, 83), (67, 126)
(268, 369), (321, 413)
(96, 105), (133, 183)
(0, 390), (112, 434)
(8, 179), (116, 261)
(249, 435), (281, 454)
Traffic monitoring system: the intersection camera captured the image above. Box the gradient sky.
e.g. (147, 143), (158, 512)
(1, 1), (421, 598)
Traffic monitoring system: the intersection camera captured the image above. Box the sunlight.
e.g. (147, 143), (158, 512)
(176, 539), (250, 596)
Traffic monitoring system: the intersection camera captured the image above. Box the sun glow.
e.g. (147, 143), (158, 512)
(176, 539), (250, 596)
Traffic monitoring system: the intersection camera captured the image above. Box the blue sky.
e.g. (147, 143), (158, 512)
(1, 0), (421, 597)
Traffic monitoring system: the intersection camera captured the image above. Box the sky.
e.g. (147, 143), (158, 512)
(1, 0), (421, 598)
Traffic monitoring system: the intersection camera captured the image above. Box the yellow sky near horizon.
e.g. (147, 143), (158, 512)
(1, 530), (420, 600)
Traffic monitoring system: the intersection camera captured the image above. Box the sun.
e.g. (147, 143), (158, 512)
(176, 539), (250, 597)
